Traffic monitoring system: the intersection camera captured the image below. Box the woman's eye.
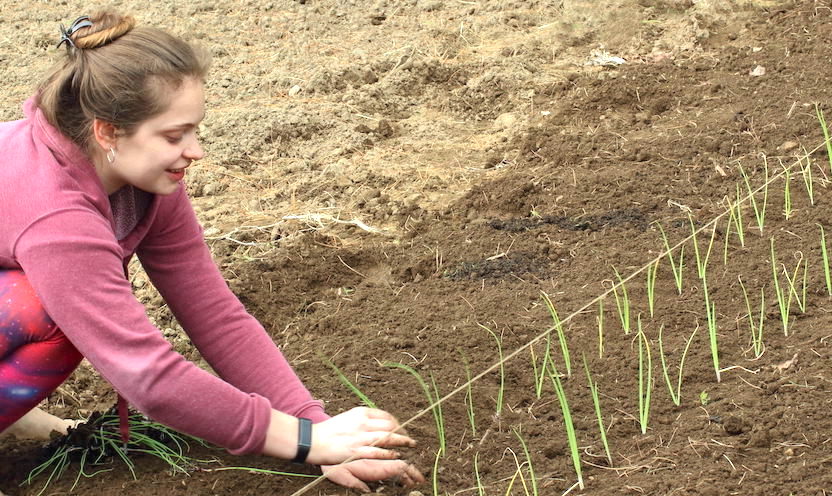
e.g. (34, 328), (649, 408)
(166, 135), (184, 144)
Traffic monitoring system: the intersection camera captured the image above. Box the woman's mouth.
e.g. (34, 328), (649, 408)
(166, 168), (186, 180)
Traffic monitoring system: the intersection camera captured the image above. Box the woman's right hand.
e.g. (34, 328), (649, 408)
(306, 407), (416, 465)
(262, 407), (417, 465)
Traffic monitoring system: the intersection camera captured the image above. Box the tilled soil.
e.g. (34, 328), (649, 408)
(3, 1), (832, 495)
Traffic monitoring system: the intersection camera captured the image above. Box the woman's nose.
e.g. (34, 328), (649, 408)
(184, 139), (205, 160)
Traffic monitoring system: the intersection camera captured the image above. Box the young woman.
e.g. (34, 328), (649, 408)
(0, 11), (424, 492)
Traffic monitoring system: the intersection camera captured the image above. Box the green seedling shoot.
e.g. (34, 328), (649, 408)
(460, 351), (477, 437)
(782, 253), (808, 314)
(598, 298), (605, 358)
(432, 448), (442, 496)
(770, 238), (793, 336)
(738, 276), (765, 358)
(530, 327), (552, 400)
(733, 184), (746, 247)
(783, 163), (792, 220)
(656, 222), (685, 294)
(820, 224), (832, 297)
(547, 361), (584, 490)
(689, 214), (718, 280)
(800, 149), (815, 205)
(582, 353), (612, 466)
(322, 357), (377, 408)
(481, 324), (505, 417)
(383, 361), (445, 456)
(658, 323), (697, 406)
(646, 260), (659, 317)
(474, 452), (485, 496)
(636, 317), (653, 433)
(513, 428), (539, 496)
(611, 267), (631, 334)
(702, 275), (721, 382)
(541, 291), (572, 376)
(816, 103), (832, 175)
(739, 161), (768, 234)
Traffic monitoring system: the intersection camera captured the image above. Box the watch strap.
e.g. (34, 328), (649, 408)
(292, 417), (312, 464)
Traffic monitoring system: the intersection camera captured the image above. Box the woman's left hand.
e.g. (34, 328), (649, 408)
(321, 459), (425, 492)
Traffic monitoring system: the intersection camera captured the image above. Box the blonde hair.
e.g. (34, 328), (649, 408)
(37, 11), (211, 148)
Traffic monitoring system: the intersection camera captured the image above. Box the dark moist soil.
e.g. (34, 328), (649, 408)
(4, 1), (832, 495)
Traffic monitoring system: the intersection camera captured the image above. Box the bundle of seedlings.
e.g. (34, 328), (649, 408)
(24, 404), (208, 495)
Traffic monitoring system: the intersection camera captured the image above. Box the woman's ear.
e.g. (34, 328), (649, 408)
(91, 118), (118, 152)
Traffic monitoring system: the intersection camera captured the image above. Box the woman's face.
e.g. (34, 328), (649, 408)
(97, 77), (205, 195)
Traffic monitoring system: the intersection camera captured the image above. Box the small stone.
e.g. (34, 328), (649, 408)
(288, 84), (302, 96)
(779, 140), (799, 152)
(723, 416), (744, 435)
(376, 119), (394, 137)
(749, 65), (766, 77)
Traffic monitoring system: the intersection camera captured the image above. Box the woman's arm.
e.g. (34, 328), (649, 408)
(136, 186), (327, 421)
(15, 208), (274, 454)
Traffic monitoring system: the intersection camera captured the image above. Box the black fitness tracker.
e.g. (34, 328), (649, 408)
(292, 417), (312, 464)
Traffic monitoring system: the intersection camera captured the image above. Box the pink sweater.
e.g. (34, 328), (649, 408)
(0, 98), (328, 454)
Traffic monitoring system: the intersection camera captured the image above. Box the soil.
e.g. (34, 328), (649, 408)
(3, 0), (832, 495)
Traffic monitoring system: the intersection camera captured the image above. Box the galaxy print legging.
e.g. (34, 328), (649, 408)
(0, 269), (82, 432)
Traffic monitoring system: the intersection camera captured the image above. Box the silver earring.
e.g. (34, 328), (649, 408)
(106, 147), (116, 164)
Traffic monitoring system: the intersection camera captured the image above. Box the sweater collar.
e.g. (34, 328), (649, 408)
(24, 96), (108, 197)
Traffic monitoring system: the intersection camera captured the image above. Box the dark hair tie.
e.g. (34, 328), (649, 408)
(57, 16), (93, 50)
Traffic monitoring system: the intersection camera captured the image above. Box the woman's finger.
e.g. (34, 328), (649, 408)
(361, 417), (403, 432)
(361, 407), (400, 422)
(322, 465), (371, 492)
(370, 431), (417, 447)
(350, 446), (401, 460)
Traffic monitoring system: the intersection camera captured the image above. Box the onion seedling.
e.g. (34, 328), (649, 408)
(530, 326), (552, 399)
(432, 448), (442, 496)
(481, 324), (505, 417)
(738, 276), (765, 358)
(611, 267), (631, 334)
(382, 362), (445, 456)
(646, 260), (659, 317)
(782, 253), (808, 314)
(541, 291), (572, 376)
(733, 184), (746, 247)
(656, 222), (685, 294)
(582, 353), (612, 466)
(513, 428), (539, 496)
(689, 214), (717, 280)
(800, 150), (815, 206)
(460, 351), (477, 437)
(598, 298), (605, 358)
(816, 103), (832, 175)
(322, 356), (377, 408)
(723, 202), (734, 266)
(474, 452), (485, 496)
(658, 323), (697, 406)
(739, 161), (769, 234)
(547, 362), (583, 490)
(770, 237), (792, 336)
(25, 409), (217, 496)
(702, 276), (721, 382)
(820, 224), (832, 296)
(636, 317), (653, 433)
(783, 163), (793, 220)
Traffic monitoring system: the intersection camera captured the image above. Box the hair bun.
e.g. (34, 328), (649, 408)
(71, 11), (136, 50)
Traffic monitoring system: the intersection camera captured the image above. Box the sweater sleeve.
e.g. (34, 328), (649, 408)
(136, 187), (328, 425)
(14, 208), (275, 455)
